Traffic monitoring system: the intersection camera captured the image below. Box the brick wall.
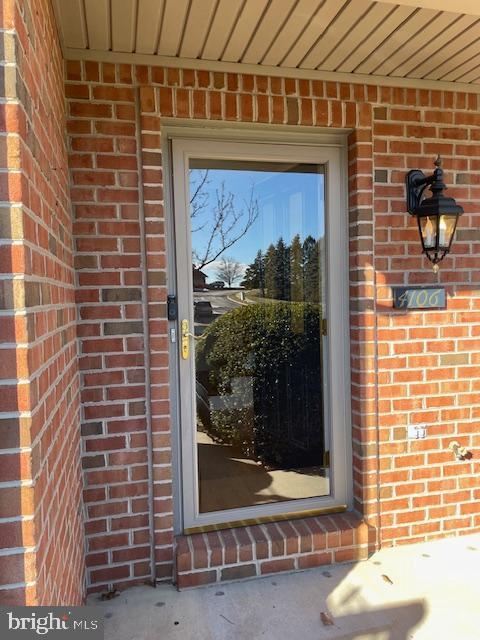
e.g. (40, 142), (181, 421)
(65, 62), (480, 592)
(0, 0), (83, 605)
(68, 63), (155, 593)
(373, 96), (480, 542)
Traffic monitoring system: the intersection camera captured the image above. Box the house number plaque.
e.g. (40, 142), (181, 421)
(392, 286), (446, 310)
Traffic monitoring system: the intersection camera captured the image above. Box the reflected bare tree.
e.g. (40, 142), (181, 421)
(190, 169), (210, 230)
(189, 169), (259, 269)
(215, 256), (243, 287)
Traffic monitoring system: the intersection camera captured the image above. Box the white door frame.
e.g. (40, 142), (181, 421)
(168, 129), (352, 532)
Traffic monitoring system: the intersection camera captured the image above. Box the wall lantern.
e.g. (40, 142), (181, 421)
(406, 156), (463, 273)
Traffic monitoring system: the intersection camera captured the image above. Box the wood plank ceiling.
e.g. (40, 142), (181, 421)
(54, 0), (480, 85)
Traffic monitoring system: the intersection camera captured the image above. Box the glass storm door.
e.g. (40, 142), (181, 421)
(172, 138), (350, 531)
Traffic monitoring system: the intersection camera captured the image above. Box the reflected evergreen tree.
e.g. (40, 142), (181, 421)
(241, 250), (265, 295)
(242, 235), (323, 303)
(275, 237), (290, 301)
(303, 235), (320, 304)
(264, 244), (277, 300)
(290, 234), (304, 302)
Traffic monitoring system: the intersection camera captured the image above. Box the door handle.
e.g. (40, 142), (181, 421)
(181, 319), (192, 359)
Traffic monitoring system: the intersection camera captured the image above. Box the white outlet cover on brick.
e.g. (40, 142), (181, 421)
(408, 425), (426, 439)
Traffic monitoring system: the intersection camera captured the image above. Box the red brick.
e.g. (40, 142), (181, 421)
(92, 86), (135, 102)
(297, 552), (332, 569)
(90, 565), (130, 583)
(89, 533), (129, 551)
(85, 436), (126, 452)
(71, 137), (114, 152)
(70, 103), (113, 118)
(177, 570), (217, 588)
(260, 559), (295, 575)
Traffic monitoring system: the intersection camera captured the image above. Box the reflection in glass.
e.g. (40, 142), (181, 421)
(189, 160), (329, 514)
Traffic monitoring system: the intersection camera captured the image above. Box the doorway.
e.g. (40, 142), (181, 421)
(171, 136), (351, 531)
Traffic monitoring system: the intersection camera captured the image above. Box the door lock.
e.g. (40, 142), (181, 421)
(167, 295), (178, 321)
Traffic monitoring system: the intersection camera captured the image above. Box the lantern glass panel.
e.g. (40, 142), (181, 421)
(419, 215), (436, 249)
(438, 214), (457, 248)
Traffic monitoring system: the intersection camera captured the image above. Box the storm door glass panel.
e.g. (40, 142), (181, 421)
(189, 159), (329, 513)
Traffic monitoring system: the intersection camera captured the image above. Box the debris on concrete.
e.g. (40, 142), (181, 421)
(100, 589), (120, 601)
(320, 611), (334, 626)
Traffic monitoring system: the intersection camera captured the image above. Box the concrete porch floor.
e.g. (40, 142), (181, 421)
(87, 533), (480, 640)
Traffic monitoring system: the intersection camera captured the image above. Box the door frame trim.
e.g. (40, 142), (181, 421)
(163, 121), (352, 534)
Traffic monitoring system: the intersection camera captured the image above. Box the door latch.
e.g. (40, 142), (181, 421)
(181, 319), (191, 359)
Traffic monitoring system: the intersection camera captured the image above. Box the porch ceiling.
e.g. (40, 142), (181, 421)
(54, 0), (480, 88)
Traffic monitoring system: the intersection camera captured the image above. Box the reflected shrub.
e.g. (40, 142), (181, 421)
(196, 302), (324, 468)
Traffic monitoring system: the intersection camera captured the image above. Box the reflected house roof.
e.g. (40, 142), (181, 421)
(193, 267), (207, 288)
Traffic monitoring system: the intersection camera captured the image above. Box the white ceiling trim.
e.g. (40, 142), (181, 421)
(64, 47), (480, 94)
(379, 0), (480, 16)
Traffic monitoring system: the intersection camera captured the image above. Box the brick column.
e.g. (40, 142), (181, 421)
(0, 0), (84, 605)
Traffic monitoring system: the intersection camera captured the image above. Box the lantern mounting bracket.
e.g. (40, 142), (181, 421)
(406, 169), (434, 215)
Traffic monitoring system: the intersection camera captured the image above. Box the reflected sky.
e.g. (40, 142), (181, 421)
(190, 166), (325, 282)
